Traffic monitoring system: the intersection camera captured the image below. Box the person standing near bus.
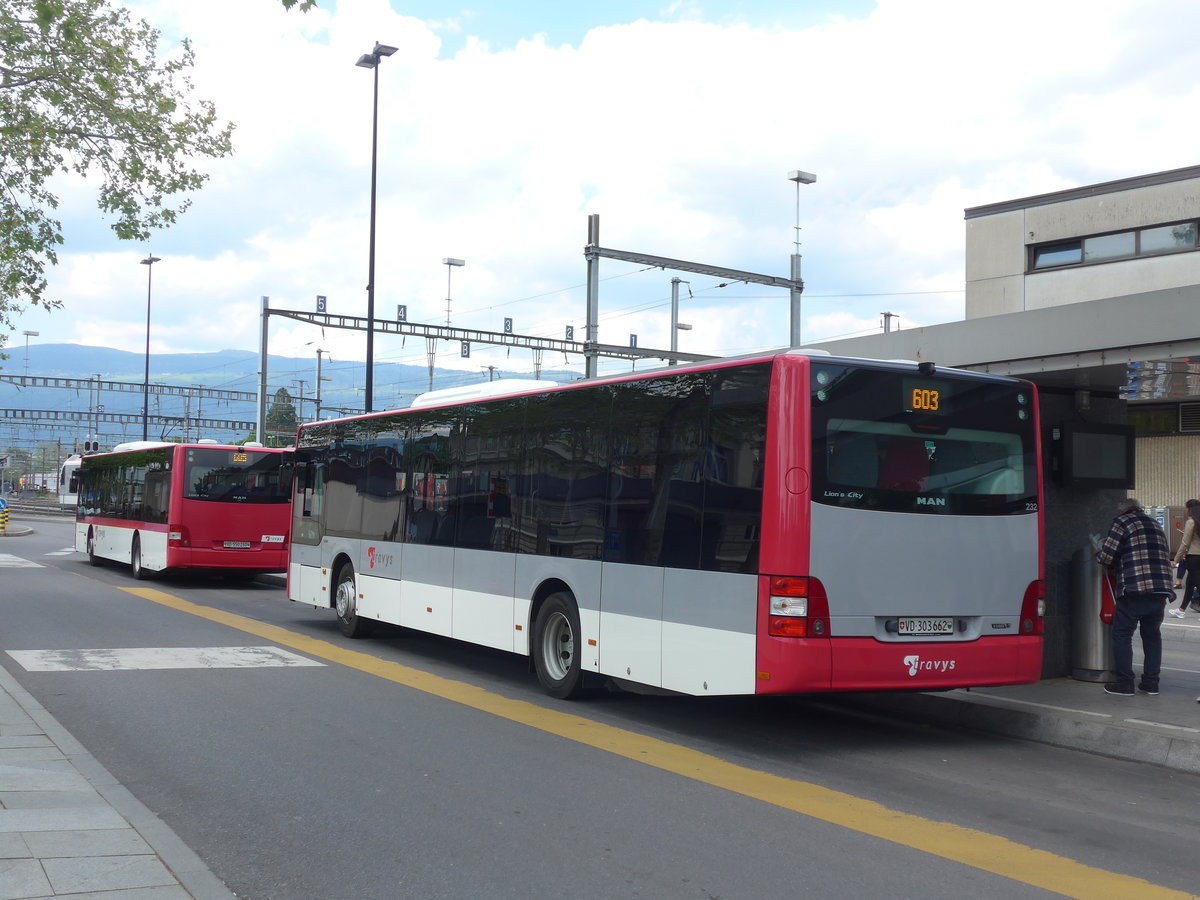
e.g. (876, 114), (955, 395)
(1095, 498), (1174, 696)
(1169, 499), (1200, 618)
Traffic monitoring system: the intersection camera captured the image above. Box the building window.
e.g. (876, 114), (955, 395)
(1084, 231), (1135, 262)
(1030, 220), (1198, 271)
(1032, 241), (1081, 268)
(1141, 222), (1197, 255)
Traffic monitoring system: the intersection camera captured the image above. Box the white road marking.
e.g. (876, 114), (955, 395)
(0, 553), (42, 568)
(6, 646), (325, 672)
(1124, 719), (1200, 734)
(952, 691), (1113, 719)
(44, 547), (77, 556)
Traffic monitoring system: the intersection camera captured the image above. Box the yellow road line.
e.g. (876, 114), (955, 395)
(122, 585), (1195, 900)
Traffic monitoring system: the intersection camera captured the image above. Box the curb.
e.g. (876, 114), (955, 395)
(842, 690), (1200, 774)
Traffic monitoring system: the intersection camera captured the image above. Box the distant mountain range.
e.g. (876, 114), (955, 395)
(1, 343), (580, 448)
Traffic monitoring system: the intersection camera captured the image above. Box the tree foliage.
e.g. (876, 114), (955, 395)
(0, 0), (234, 345)
(265, 387), (298, 443)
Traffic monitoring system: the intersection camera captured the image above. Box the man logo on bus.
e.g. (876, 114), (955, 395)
(903, 654), (957, 676)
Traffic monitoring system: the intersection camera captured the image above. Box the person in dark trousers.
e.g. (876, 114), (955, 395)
(1095, 498), (1174, 696)
(1169, 499), (1200, 618)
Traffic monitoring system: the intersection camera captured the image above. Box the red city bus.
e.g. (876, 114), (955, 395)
(76, 441), (291, 579)
(286, 352), (1044, 698)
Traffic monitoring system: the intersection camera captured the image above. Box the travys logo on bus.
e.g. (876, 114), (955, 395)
(367, 547), (395, 569)
(903, 655), (956, 676)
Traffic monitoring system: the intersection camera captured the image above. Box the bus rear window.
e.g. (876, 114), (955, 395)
(184, 448), (290, 504)
(810, 364), (1036, 515)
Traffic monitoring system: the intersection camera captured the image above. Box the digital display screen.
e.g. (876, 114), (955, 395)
(903, 379), (948, 414)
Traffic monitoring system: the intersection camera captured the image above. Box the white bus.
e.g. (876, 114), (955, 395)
(286, 352), (1044, 699)
(58, 454), (82, 510)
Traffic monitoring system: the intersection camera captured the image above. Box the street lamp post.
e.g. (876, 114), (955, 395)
(356, 40), (398, 413)
(22, 331), (38, 377)
(140, 255), (160, 441)
(788, 170), (816, 347)
(443, 257), (465, 325)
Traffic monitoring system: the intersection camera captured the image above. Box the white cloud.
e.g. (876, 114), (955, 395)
(12, 0), (1200, 388)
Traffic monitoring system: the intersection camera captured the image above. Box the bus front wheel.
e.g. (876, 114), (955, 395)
(130, 535), (150, 580)
(334, 564), (374, 639)
(86, 531), (102, 567)
(532, 591), (584, 700)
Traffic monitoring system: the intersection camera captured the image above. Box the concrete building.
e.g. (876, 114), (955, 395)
(965, 165), (1200, 511)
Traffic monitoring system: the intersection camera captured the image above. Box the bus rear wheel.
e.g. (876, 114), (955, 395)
(532, 591), (584, 699)
(130, 535), (150, 580)
(334, 564), (373, 638)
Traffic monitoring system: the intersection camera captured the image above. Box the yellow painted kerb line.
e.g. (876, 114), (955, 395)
(123, 585), (1194, 900)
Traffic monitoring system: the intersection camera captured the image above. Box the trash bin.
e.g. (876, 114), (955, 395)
(1071, 546), (1115, 682)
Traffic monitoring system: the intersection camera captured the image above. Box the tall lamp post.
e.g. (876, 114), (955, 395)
(140, 255), (160, 441)
(787, 170), (816, 347)
(443, 257), (465, 325)
(356, 40), (398, 413)
(22, 330), (38, 377)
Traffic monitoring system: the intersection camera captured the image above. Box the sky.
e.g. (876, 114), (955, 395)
(9, 0), (1200, 402)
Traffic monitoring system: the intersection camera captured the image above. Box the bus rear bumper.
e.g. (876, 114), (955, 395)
(756, 635), (1043, 694)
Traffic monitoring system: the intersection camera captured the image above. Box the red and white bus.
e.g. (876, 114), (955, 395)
(286, 352), (1043, 698)
(76, 441), (291, 579)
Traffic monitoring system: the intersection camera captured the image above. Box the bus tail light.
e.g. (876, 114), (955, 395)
(1020, 580), (1045, 635)
(768, 576), (830, 638)
(168, 525), (190, 548)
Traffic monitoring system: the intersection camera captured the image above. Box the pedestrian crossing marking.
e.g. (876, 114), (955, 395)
(6, 647), (325, 672)
(44, 547), (77, 557)
(0, 553), (42, 568)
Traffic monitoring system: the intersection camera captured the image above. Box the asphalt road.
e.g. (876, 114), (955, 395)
(3, 517), (1198, 899)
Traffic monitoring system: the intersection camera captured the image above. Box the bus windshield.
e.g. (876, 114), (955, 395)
(810, 363), (1037, 515)
(183, 447), (291, 504)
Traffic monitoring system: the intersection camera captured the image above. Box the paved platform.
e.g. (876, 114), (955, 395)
(0, 664), (233, 900)
(845, 617), (1200, 772)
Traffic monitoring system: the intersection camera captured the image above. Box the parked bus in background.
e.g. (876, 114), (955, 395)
(76, 441), (291, 579)
(286, 352), (1044, 698)
(58, 454), (82, 511)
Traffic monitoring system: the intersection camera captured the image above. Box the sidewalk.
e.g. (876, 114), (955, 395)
(0, 663), (233, 900)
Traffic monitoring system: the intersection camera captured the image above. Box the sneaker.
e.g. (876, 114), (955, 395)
(1138, 683), (1159, 695)
(1104, 682), (1135, 696)
(1169, 607), (1187, 618)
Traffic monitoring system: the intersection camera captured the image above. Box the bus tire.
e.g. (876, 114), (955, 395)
(334, 563), (373, 638)
(86, 530), (102, 567)
(532, 591), (584, 700)
(130, 535), (150, 580)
